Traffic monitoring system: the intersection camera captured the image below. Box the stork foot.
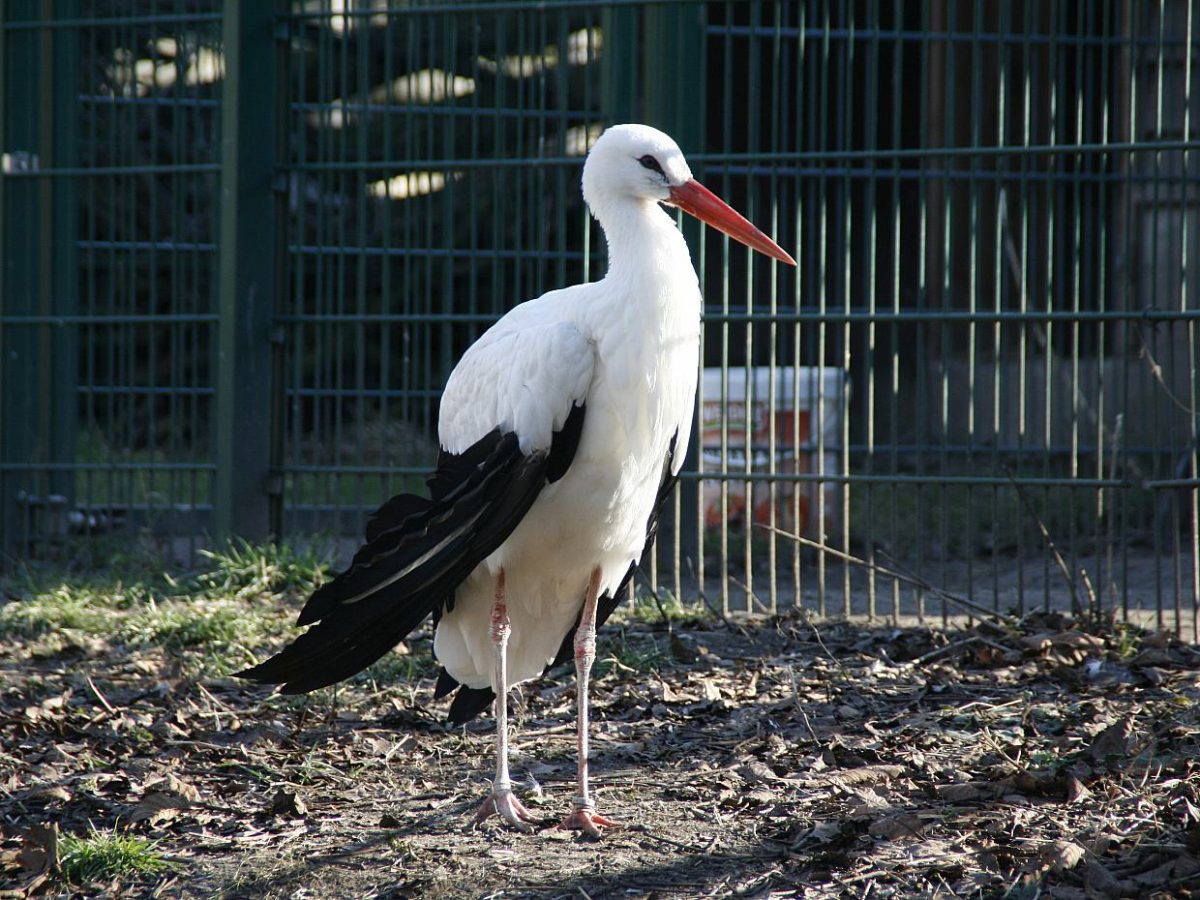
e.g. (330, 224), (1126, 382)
(557, 805), (621, 838)
(473, 789), (537, 832)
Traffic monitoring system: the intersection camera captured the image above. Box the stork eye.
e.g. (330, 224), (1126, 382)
(638, 154), (665, 175)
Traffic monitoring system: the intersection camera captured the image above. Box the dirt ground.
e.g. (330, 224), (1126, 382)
(2, 559), (1199, 898)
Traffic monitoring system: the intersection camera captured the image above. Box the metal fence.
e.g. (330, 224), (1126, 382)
(2, 1), (1198, 637)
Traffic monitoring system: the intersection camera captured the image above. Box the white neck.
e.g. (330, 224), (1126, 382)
(593, 197), (696, 289)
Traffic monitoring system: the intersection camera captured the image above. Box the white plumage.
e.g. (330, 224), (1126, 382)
(241, 123), (794, 834)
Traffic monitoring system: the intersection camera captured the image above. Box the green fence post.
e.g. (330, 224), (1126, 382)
(601, 5), (638, 126)
(47, 0), (79, 510)
(0, 0), (40, 557)
(215, 1), (277, 541)
(643, 2), (707, 574)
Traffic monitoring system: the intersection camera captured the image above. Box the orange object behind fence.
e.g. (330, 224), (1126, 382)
(700, 367), (847, 540)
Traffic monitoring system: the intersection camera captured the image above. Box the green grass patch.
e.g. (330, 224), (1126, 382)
(597, 630), (670, 678)
(59, 827), (170, 885)
(0, 584), (120, 638)
(619, 589), (714, 625)
(189, 539), (329, 604)
(0, 539), (331, 672)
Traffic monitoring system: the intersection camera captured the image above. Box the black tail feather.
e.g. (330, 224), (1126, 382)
(239, 405), (592, 722)
(298, 432), (530, 625)
(364, 493), (429, 543)
(447, 685), (495, 725)
(237, 429), (551, 695)
(433, 666), (458, 700)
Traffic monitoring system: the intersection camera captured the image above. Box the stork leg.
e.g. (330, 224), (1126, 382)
(473, 569), (536, 831)
(558, 566), (621, 836)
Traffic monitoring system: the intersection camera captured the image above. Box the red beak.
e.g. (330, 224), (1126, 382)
(667, 179), (796, 266)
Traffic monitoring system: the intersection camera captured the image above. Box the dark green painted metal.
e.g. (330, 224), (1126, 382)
(2, 1), (1198, 638)
(215, 0), (277, 540)
(643, 1), (705, 586)
(46, 0), (79, 509)
(0, 0), (40, 556)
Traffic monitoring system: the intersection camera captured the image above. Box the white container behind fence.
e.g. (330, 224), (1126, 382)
(700, 366), (847, 541)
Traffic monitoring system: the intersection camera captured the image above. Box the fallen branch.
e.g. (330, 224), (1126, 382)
(758, 524), (1018, 628)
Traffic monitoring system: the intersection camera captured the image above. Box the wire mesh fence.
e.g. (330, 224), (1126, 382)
(1, 1), (1197, 637)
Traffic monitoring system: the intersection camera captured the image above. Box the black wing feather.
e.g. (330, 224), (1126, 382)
(546, 403), (586, 483)
(447, 686), (496, 725)
(238, 405), (589, 700)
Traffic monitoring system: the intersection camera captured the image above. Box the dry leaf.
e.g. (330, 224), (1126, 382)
(1066, 773), (1092, 803)
(27, 785), (71, 804)
(736, 761), (778, 785)
(1129, 648), (1173, 668)
(1043, 839), (1086, 873)
(1049, 631), (1104, 651)
(868, 814), (925, 840)
(827, 764), (907, 787)
(1090, 718), (1132, 761)
(1084, 861), (1123, 898)
(669, 633), (697, 663)
(1020, 633), (1054, 654)
(935, 781), (1004, 802)
(793, 821), (843, 847)
(145, 773), (201, 803)
(846, 787), (890, 820)
(1, 823), (60, 896)
(131, 790), (193, 824)
(270, 787), (308, 818)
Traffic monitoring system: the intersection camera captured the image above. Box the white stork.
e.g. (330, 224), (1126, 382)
(239, 124), (795, 835)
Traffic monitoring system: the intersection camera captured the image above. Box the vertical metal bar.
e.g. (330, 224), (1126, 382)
(862, 0), (879, 620)
(1016, 0), (1032, 617)
(742, 0), (758, 614)
(601, 4), (637, 128)
(1094, 0), (1112, 621)
(268, 10), (289, 538)
(914, 0), (935, 622)
(964, 0), (981, 621)
(1042, 0), (1058, 614)
(719, 1), (732, 614)
(0, 0), (40, 556)
(0, 0), (13, 556)
(837, 0), (851, 617)
(937, 0), (955, 624)
(45, 0), (78, 511)
(215, 0), (277, 539)
(887, 0), (901, 621)
(764, 0), (781, 615)
(1148, 0), (1165, 629)
(993, 0), (1009, 616)
(644, 1), (704, 596)
(1075, 0), (1094, 619)
(1183, 0), (1200, 642)
(815, 0), (830, 616)
(1118, 0), (1135, 623)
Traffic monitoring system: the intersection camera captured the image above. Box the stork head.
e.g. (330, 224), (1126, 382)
(582, 123), (796, 266)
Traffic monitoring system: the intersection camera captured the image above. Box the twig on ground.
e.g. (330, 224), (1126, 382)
(1004, 465), (1084, 618)
(759, 524), (1017, 628)
(86, 675), (118, 715)
(685, 556), (751, 637)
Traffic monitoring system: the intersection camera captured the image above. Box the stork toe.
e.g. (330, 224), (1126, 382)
(473, 789), (537, 832)
(557, 806), (622, 838)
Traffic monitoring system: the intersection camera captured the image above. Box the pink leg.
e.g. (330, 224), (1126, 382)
(558, 567), (621, 837)
(473, 569), (536, 831)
